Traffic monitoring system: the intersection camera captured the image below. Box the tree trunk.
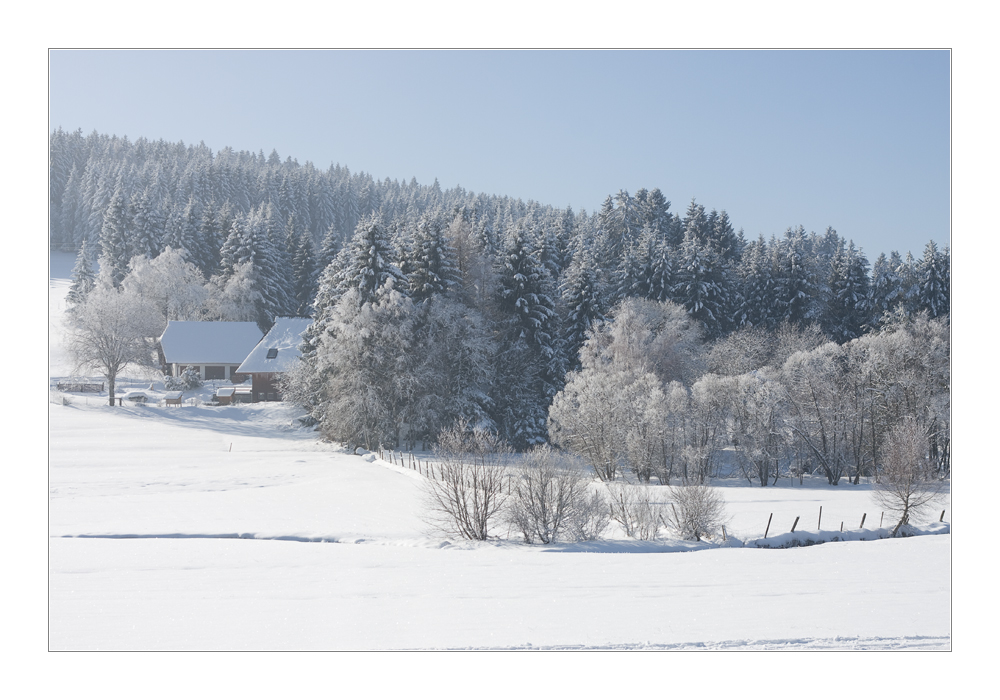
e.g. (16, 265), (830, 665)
(108, 373), (116, 406)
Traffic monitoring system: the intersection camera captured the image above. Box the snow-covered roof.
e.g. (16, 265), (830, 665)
(159, 321), (263, 365)
(237, 317), (312, 374)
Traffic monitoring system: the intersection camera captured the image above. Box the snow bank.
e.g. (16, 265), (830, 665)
(750, 522), (950, 549)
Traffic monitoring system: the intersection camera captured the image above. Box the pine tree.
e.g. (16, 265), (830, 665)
(494, 221), (563, 447)
(672, 232), (731, 338)
(736, 236), (776, 328)
(129, 187), (161, 260)
(340, 213), (407, 305)
(406, 216), (460, 303)
(66, 238), (97, 306)
(99, 185), (132, 288)
(824, 241), (871, 342)
(772, 230), (814, 326)
(916, 240), (949, 318)
(869, 251), (905, 324)
(291, 229), (318, 316)
(560, 244), (606, 371)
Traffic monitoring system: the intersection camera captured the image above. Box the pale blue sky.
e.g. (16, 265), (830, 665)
(49, 49), (949, 258)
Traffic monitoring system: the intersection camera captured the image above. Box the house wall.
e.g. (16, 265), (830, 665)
(251, 372), (283, 401)
(170, 364), (248, 382)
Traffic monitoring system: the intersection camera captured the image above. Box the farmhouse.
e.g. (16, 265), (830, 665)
(159, 321), (263, 382)
(236, 317), (312, 402)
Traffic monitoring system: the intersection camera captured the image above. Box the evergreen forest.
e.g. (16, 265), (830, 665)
(51, 128), (950, 481)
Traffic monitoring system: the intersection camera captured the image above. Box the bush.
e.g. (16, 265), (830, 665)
(164, 367), (203, 391)
(606, 483), (667, 540)
(423, 421), (510, 541)
(664, 484), (728, 541)
(505, 446), (608, 544)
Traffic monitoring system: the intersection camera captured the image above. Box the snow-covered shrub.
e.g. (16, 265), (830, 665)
(606, 483), (667, 540)
(664, 484), (728, 542)
(505, 446), (606, 544)
(424, 421), (511, 541)
(164, 367), (203, 391)
(566, 487), (611, 542)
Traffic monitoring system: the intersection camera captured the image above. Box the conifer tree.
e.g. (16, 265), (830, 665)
(672, 232), (731, 338)
(772, 230), (814, 326)
(406, 216), (460, 303)
(869, 251), (905, 324)
(916, 240), (949, 318)
(560, 245), (605, 371)
(736, 236), (777, 328)
(66, 238), (97, 307)
(99, 185), (132, 288)
(824, 241), (871, 342)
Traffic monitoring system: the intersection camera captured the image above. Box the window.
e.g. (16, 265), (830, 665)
(204, 365), (226, 380)
(266, 348), (278, 359)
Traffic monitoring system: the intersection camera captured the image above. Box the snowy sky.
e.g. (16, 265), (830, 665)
(49, 49), (949, 259)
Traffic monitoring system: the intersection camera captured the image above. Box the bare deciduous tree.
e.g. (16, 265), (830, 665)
(871, 417), (946, 536)
(606, 483), (667, 540)
(424, 421), (510, 541)
(663, 484), (728, 542)
(505, 446), (608, 544)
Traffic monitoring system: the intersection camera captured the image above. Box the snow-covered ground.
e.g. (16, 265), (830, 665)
(48, 256), (951, 651)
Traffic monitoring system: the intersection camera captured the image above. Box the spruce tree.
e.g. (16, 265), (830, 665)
(916, 240), (949, 318)
(99, 186), (131, 288)
(406, 216), (460, 303)
(66, 238), (97, 307)
(672, 232), (731, 338)
(824, 241), (871, 342)
(869, 251), (905, 325)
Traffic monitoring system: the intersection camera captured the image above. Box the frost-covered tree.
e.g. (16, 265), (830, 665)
(737, 236), (777, 328)
(129, 187), (161, 260)
(772, 230), (815, 326)
(217, 206), (293, 330)
(309, 283), (417, 449)
(871, 417), (946, 536)
(337, 213), (407, 305)
(67, 285), (161, 406)
(549, 299), (703, 481)
(868, 251), (905, 325)
(824, 241), (870, 343)
(98, 185), (132, 288)
(672, 232), (732, 339)
(781, 342), (859, 485)
(203, 261), (264, 323)
(66, 238), (97, 307)
(559, 245), (606, 371)
(290, 228), (318, 316)
(916, 240), (949, 318)
(405, 216), (460, 303)
(120, 248), (208, 332)
(493, 221), (563, 447)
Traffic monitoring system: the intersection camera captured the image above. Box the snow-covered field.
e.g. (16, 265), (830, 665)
(48, 254), (951, 652)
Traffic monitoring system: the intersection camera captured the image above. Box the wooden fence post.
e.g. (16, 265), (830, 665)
(859, 513), (866, 529)
(818, 506), (822, 531)
(791, 516), (800, 533)
(840, 522), (843, 532)
(880, 512), (884, 528)
(764, 513), (773, 539)
(940, 510), (945, 522)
